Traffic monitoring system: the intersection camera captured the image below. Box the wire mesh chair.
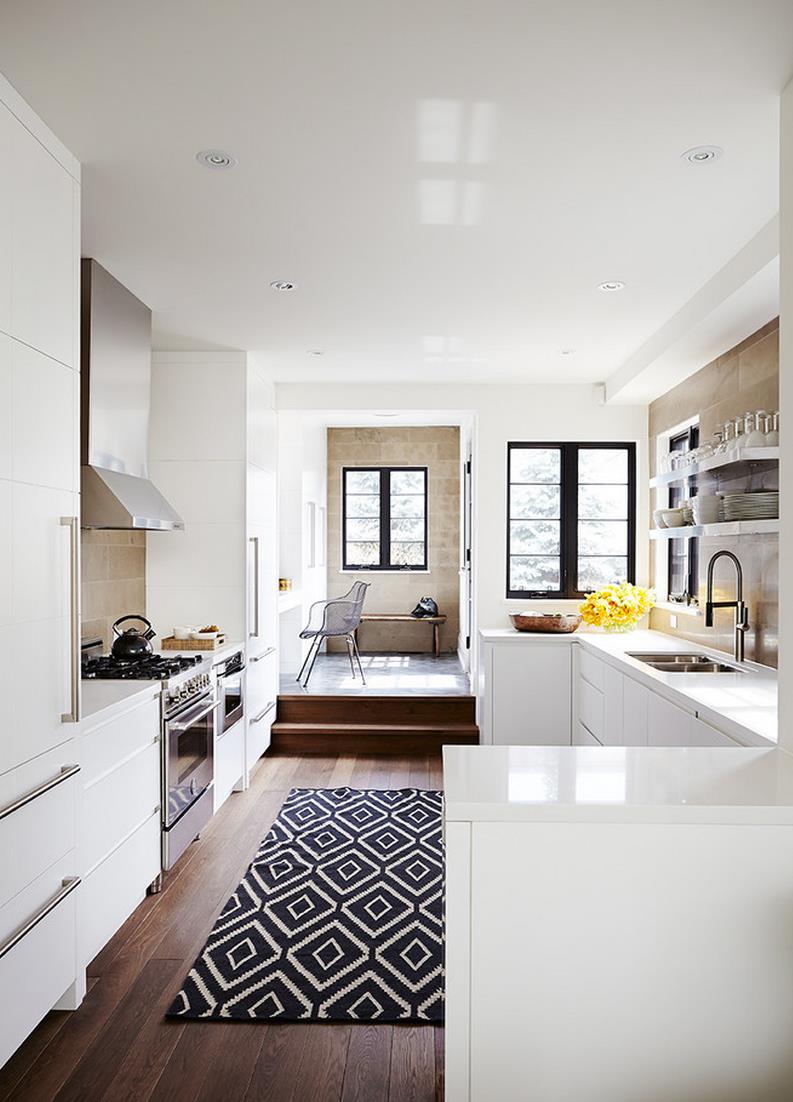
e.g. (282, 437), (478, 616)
(296, 581), (370, 687)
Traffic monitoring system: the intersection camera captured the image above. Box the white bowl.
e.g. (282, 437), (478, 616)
(190, 629), (219, 640)
(661, 509), (686, 528)
(174, 625), (195, 640)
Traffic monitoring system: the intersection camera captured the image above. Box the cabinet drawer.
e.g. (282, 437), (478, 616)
(578, 648), (606, 692)
(0, 745), (78, 910)
(577, 678), (604, 741)
(80, 697), (159, 787)
(215, 719), (244, 813)
(82, 740), (160, 875)
(0, 852), (78, 1068)
(80, 812), (160, 966)
(573, 722), (602, 747)
(689, 716), (738, 747)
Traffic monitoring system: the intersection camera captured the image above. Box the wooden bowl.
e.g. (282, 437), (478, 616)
(509, 612), (582, 634)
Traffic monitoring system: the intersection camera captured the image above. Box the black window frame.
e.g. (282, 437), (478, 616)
(506, 441), (637, 600)
(667, 426), (699, 605)
(342, 465), (429, 571)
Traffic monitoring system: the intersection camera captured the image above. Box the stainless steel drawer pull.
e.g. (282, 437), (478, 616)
(169, 699), (221, 732)
(0, 764), (80, 823)
(0, 877), (80, 961)
(251, 701), (276, 723)
(250, 647), (276, 663)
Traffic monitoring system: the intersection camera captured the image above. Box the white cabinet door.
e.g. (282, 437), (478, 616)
(602, 666), (624, 745)
(573, 722), (602, 746)
(247, 649), (278, 768)
(247, 375), (277, 471)
(646, 691), (694, 747)
(490, 645), (571, 745)
(622, 676), (648, 746)
(688, 716), (738, 747)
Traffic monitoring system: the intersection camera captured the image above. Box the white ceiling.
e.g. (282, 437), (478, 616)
(1, 0), (791, 386)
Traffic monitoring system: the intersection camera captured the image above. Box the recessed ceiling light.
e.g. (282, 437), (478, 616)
(196, 149), (236, 169)
(270, 280), (296, 291)
(560, 348), (575, 356)
(306, 349), (323, 356)
(682, 145), (723, 165)
(375, 412), (399, 418)
(598, 281), (625, 292)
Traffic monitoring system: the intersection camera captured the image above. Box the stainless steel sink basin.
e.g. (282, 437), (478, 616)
(627, 652), (743, 674)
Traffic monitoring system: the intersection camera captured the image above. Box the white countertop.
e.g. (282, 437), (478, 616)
(443, 744), (793, 825)
(81, 679), (160, 724)
(480, 626), (778, 747)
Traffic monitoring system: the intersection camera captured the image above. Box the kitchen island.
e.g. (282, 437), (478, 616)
(443, 743), (793, 1102)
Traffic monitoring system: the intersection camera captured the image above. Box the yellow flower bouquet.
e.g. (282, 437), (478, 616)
(579, 582), (655, 632)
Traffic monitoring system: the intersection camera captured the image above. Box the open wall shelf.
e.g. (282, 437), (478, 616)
(649, 518), (779, 541)
(649, 447), (779, 490)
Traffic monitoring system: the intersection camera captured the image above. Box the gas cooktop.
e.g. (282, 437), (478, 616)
(82, 654), (204, 681)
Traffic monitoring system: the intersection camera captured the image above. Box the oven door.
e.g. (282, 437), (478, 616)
(164, 693), (217, 827)
(219, 659), (245, 734)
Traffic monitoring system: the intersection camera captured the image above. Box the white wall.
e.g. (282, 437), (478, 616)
(779, 78), (792, 754)
(275, 384), (649, 642)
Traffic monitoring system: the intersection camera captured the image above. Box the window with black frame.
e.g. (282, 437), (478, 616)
(343, 466), (428, 570)
(507, 442), (636, 599)
(667, 426), (699, 604)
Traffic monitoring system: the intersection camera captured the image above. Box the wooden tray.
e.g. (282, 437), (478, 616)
(161, 634), (226, 651)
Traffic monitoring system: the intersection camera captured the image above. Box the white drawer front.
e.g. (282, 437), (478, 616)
(247, 649), (277, 766)
(573, 722), (602, 747)
(80, 698), (159, 787)
(0, 852), (78, 1068)
(80, 812), (160, 967)
(578, 648), (606, 692)
(82, 740), (160, 875)
(578, 678), (604, 741)
(215, 719), (244, 813)
(0, 745), (78, 910)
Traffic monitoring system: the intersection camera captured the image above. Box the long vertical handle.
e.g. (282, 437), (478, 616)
(60, 516), (80, 723)
(249, 536), (260, 639)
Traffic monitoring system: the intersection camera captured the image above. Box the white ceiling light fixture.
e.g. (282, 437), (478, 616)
(598, 280), (626, 292)
(306, 349), (323, 356)
(195, 149), (236, 169)
(374, 412), (399, 418)
(270, 280), (296, 291)
(682, 145), (723, 165)
(560, 347), (575, 356)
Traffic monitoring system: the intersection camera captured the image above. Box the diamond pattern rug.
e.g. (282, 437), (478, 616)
(167, 787), (444, 1022)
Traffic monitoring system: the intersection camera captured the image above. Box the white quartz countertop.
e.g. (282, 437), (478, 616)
(443, 744), (793, 825)
(81, 679), (160, 724)
(480, 627), (777, 747)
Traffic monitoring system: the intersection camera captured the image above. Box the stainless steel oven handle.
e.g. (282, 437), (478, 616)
(0, 877), (80, 961)
(249, 647), (276, 663)
(60, 516), (80, 723)
(168, 698), (221, 732)
(251, 701), (276, 724)
(0, 764), (80, 823)
(248, 536), (260, 639)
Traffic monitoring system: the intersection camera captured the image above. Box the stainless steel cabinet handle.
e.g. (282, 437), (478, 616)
(248, 536), (260, 639)
(251, 701), (276, 723)
(249, 647), (276, 663)
(0, 877), (80, 961)
(60, 516), (80, 723)
(0, 764), (80, 822)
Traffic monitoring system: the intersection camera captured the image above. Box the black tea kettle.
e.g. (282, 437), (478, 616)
(111, 614), (156, 661)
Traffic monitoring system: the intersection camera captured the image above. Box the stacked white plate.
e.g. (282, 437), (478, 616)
(721, 491), (779, 521)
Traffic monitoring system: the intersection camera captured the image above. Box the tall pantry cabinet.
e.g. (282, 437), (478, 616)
(0, 74), (84, 1065)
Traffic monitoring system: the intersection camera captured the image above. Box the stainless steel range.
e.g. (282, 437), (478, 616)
(82, 646), (219, 877)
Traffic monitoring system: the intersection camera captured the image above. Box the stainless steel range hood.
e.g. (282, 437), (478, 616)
(81, 259), (184, 530)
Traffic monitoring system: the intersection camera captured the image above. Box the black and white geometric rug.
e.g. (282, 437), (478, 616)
(167, 787), (444, 1022)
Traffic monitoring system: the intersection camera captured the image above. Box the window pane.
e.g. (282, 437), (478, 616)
(578, 520), (628, 556)
(391, 517), (424, 541)
(391, 541), (425, 566)
(390, 493), (425, 518)
(347, 518), (380, 541)
(578, 485), (627, 519)
(578, 556), (628, 590)
(509, 556), (560, 591)
(346, 470), (380, 494)
(346, 541), (380, 565)
(346, 494), (380, 518)
(510, 447), (560, 484)
(509, 520), (560, 555)
(390, 470), (425, 494)
(578, 449), (628, 484)
(510, 485), (560, 519)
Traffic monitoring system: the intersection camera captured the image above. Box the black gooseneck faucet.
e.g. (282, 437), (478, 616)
(704, 550), (749, 663)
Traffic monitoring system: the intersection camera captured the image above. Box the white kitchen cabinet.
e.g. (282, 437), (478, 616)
(621, 675), (649, 746)
(602, 665), (624, 745)
(246, 649), (278, 766)
(688, 715), (739, 747)
(483, 642), (571, 745)
(573, 722), (602, 746)
(215, 719), (245, 812)
(646, 690), (695, 747)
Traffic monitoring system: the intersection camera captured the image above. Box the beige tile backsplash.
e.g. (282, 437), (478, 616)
(648, 319), (779, 667)
(327, 427), (460, 653)
(81, 530), (146, 650)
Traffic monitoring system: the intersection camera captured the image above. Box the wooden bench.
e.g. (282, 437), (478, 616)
(357, 613), (448, 657)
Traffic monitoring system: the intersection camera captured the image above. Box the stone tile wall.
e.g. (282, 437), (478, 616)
(81, 530), (147, 650)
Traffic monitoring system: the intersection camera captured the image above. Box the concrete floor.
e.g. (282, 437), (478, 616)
(281, 652), (472, 696)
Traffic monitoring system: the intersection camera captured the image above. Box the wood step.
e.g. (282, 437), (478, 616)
(276, 693), (476, 725)
(270, 721), (479, 755)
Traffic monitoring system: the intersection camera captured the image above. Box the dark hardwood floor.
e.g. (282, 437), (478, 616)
(0, 753), (444, 1102)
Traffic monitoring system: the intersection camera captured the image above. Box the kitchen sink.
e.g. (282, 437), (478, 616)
(627, 652), (743, 674)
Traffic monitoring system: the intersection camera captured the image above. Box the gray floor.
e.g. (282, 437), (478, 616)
(281, 652), (472, 696)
